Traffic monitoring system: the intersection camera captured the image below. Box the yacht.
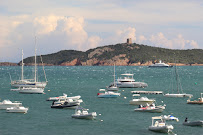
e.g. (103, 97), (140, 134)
(6, 106), (28, 113)
(18, 87), (44, 94)
(149, 60), (173, 68)
(106, 64), (119, 91)
(11, 38), (48, 89)
(129, 95), (155, 105)
(72, 106), (97, 120)
(149, 116), (174, 133)
(51, 98), (82, 109)
(0, 100), (22, 109)
(115, 74), (148, 88)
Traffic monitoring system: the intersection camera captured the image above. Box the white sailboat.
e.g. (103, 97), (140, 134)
(11, 37), (48, 89)
(164, 64), (192, 98)
(107, 64), (119, 91)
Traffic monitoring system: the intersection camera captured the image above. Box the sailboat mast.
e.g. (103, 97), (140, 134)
(21, 49), (24, 80)
(114, 63), (116, 86)
(34, 36), (37, 83)
(175, 64), (180, 94)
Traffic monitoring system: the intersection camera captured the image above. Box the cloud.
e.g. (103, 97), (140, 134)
(87, 36), (102, 49)
(144, 32), (199, 49)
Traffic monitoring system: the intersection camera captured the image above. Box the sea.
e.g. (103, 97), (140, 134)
(0, 66), (202, 135)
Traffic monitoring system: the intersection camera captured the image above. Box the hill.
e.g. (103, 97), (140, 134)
(21, 43), (203, 66)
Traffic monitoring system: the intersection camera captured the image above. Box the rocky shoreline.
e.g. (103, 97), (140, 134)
(1, 62), (203, 66)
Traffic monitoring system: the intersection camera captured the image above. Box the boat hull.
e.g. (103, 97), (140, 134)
(134, 108), (164, 113)
(149, 125), (173, 133)
(72, 113), (97, 120)
(11, 82), (47, 88)
(183, 121), (203, 126)
(164, 93), (193, 98)
(6, 108), (28, 113)
(19, 88), (44, 94)
(116, 82), (148, 88)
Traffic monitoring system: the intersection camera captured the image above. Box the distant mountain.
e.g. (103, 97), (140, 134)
(21, 43), (203, 66)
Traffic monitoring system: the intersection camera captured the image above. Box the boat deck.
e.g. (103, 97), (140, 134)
(131, 91), (163, 95)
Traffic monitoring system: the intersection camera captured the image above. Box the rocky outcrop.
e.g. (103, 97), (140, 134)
(0, 62), (17, 66)
(60, 58), (82, 66)
(88, 47), (114, 58)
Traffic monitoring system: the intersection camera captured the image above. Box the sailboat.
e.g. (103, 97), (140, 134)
(11, 37), (47, 93)
(106, 63), (119, 91)
(164, 64), (192, 98)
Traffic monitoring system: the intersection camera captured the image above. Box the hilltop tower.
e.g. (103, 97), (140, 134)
(127, 38), (132, 44)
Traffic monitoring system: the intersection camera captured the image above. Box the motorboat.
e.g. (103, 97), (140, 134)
(46, 93), (81, 101)
(164, 64), (193, 98)
(134, 103), (165, 113)
(187, 93), (203, 104)
(18, 87), (44, 94)
(6, 106), (28, 113)
(0, 100), (22, 109)
(10, 40), (48, 88)
(72, 106), (97, 120)
(97, 89), (120, 98)
(148, 116), (174, 133)
(149, 60), (173, 68)
(183, 118), (203, 126)
(161, 115), (179, 122)
(183, 121), (203, 126)
(129, 95), (155, 105)
(115, 73), (148, 88)
(51, 98), (82, 109)
(106, 64), (119, 91)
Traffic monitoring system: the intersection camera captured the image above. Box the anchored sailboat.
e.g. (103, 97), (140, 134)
(11, 37), (48, 91)
(107, 64), (119, 91)
(164, 64), (192, 98)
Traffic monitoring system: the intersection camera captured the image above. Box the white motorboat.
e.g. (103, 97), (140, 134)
(46, 93), (81, 101)
(149, 60), (173, 68)
(115, 73), (148, 88)
(18, 87), (44, 94)
(149, 116), (174, 133)
(129, 95), (155, 105)
(107, 64), (119, 91)
(164, 64), (193, 98)
(187, 93), (203, 104)
(161, 115), (179, 122)
(97, 89), (120, 98)
(6, 106), (28, 113)
(0, 100), (22, 109)
(51, 98), (82, 109)
(72, 107), (97, 120)
(134, 103), (165, 113)
(10, 38), (48, 88)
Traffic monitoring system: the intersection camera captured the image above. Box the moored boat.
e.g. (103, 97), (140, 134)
(187, 93), (203, 104)
(18, 87), (44, 94)
(148, 116), (174, 133)
(97, 89), (120, 98)
(0, 100), (22, 109)
(6, 106), (28, 113)
(71, 106), (97, 120)
(149, 60), (173, 68)
(129, 95), (155, 105)
(134, 103), (165, 113)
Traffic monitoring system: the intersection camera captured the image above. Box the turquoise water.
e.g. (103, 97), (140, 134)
(0, 66), (202, 135)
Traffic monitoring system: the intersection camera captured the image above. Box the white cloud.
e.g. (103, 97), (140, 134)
(87, 36), (102, 50)
(115, 27), (136, 43)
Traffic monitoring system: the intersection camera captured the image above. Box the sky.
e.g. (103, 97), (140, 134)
(0, 0), (203, 62)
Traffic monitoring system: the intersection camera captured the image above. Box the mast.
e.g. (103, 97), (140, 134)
(34, 36), (37, 83)
(21, 49), (24, 80)
(113, 63), (116, 86)
(175, 63), (180, 94)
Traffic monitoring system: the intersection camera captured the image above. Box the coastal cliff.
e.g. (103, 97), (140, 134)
(18, 43), (203, 66)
